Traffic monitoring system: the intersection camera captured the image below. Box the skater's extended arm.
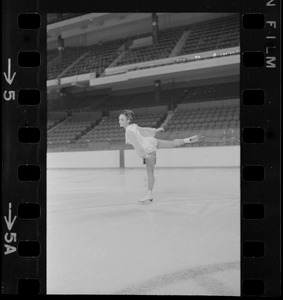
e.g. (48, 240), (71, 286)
(138, 126), (164, 137)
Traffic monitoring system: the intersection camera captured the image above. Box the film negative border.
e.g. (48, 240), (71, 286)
(240, 1), (280, 296)
(1, 0), (281, 296)
(2, 0), (46, 295)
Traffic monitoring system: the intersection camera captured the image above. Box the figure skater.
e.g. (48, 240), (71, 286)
(119, 109), (202, 203)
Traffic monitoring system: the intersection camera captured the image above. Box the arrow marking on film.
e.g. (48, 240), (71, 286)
(3, 58), (16, 85)
(4, 203), (17, 231)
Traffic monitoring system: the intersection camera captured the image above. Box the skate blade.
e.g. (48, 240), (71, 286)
(138, 199), (153, 204)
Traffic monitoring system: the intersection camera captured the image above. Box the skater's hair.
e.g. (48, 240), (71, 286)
(121, 110), (135, 123)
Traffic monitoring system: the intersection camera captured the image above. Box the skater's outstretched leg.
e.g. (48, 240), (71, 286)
(156, 139), (185, 148)
(156, 135), (203, 149)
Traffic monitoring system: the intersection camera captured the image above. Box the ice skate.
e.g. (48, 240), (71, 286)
(138, 191), (153, 203)
(184, 135), (204, 143)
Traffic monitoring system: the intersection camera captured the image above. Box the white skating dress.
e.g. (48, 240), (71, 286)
(125, 124), (158, 158)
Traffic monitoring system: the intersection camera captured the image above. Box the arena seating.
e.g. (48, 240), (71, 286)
(47, 13), (241, 151)
(47, 97), (239, 149)
(78, 107), (167, 144)
(156, 99), (239, 146)
(47, 112), (101, 144)
(47, 81), (239, 147)
(115, 27), (185, 66)
(111, 92), (156, 110)
(181, 82), (239, 103)
(98, 89), (185, 112)
(63, 40), (125, 78)
(48, 47), (88, 80)
(48, 49), (59, 63)
(47, 15), (239, 80)
(48, 87), (181, 114)
(78, 116), (124, 143)
(84, 91), (173, 113)
(47, 111), (67, 130)
(178, 15), (239, 55)
(116, 16), (239, 67)
(106, 82), (239, 110)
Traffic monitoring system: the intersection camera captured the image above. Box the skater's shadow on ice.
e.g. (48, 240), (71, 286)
(115, 260), (240, 295)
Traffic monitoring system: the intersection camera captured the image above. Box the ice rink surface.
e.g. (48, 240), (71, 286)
(47, 167), (240, 295)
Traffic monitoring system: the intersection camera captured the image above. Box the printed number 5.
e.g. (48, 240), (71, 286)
(4, 232), (17, 243)
(3, 90), (15, 101)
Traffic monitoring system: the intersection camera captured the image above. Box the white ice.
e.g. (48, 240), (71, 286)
(47, 167), (240, 295)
